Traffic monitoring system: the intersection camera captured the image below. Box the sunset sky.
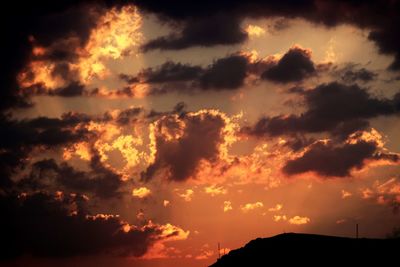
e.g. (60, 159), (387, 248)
(1, 1), (400, 266)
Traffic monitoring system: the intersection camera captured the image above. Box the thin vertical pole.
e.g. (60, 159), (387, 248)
(356, 224), (359, 239)
(218, 242), (220, 259)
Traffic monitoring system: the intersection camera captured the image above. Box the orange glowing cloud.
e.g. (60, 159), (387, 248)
(361, 178), (400, 210)
(76, 5), (142, 83)
(288, 216), (310, 225)
(204, 184), (227, 196)
(178, 189), (194, 202)
(241, 202), (264, 212)
(138, 220), (189, 259)
(223, 201), (233, 212)
(18, 5), (142, 92)
(163, 200), (170, 207)
(341, 190), (352, 199)
(273, 215), (287, 222)
(245, 24), (266, 37)
(268, 204), (283, 212)
(132, 187), (151, 198)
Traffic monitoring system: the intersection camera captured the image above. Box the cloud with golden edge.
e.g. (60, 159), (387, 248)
(245, 24), (266, 37)
(223, 201), (233, 212)
(204, 184), (227, 196)
(288, 216), (310, 225)
(361, 178), (400, 210)
(273, 215), (287, 222)
(18, 5), (143, 92)
(195, 244), (214, 260)
(268, 204), (283, 212)
(140, 221), (190, 259)
(76, 5), (143, 83)
(132, 187), (151, 198)
(178, 189), (194, 202)
(341, 190), (352, 199)
(163, 200), (170, 207)
(241, 202), (263, 212)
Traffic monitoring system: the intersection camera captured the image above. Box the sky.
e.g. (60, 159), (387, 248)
(1, 1), (400, 266)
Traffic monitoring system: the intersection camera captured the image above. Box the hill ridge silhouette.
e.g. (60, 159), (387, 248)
(210, 232), (400, 266)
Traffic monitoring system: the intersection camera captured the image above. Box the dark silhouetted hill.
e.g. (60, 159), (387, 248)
(210, 233), (400, 267)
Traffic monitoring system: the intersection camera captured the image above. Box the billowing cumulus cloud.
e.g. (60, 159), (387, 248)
(245, 82), (400, 139)
(16, 4), (142, 98)
(1, 2), (400, 264)
(261, 46), (316, 83)
(142, 110), (236, 182)
(282, 129), (399, 177)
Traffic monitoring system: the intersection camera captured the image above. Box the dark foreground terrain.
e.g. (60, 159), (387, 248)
(210, 233), (400, 266)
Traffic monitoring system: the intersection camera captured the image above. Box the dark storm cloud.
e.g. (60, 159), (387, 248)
(115, 106), (144, 125)
(199, 54), (249, 89)
(51, 82), (86, 97)
(261, 46), (316, 83)
(0, 192), (165, 259)
(135, 0), (400, 70)
(141, 14), (247, 51)
(333, 64), (378, 84)
(3, 1), (400, 111)
(20, 154), (124, 199)
(0, 1), (107, 111)
(120, 54), (250, 93)
(0, 112), (93, 190)
(142, 111), (226, 182)
(136, 61), (203, 83)
(282, 139), (398, 177)
(245, 82), (399, 138)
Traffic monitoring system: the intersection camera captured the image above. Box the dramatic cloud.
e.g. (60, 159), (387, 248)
(120, 54), (250, 94)
(199, 55), (248, 90)
(261, 46), (316, 83)
(135, 0), (400, 70)
(135, 61), (203, 83)
(246, 82), (400, 138)
(19, 156), (124, 199)
(16, 4), (142, 98)
(0, 113), (92, 188)
(282, 130), (399, 177)
(142, 110), (236, 182)
(0, 192), (187, 259)
(141, 15), (247, 51)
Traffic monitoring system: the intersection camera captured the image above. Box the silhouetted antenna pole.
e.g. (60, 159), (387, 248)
(218, 242), (221, 259)
(356, 223), (359, 239)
